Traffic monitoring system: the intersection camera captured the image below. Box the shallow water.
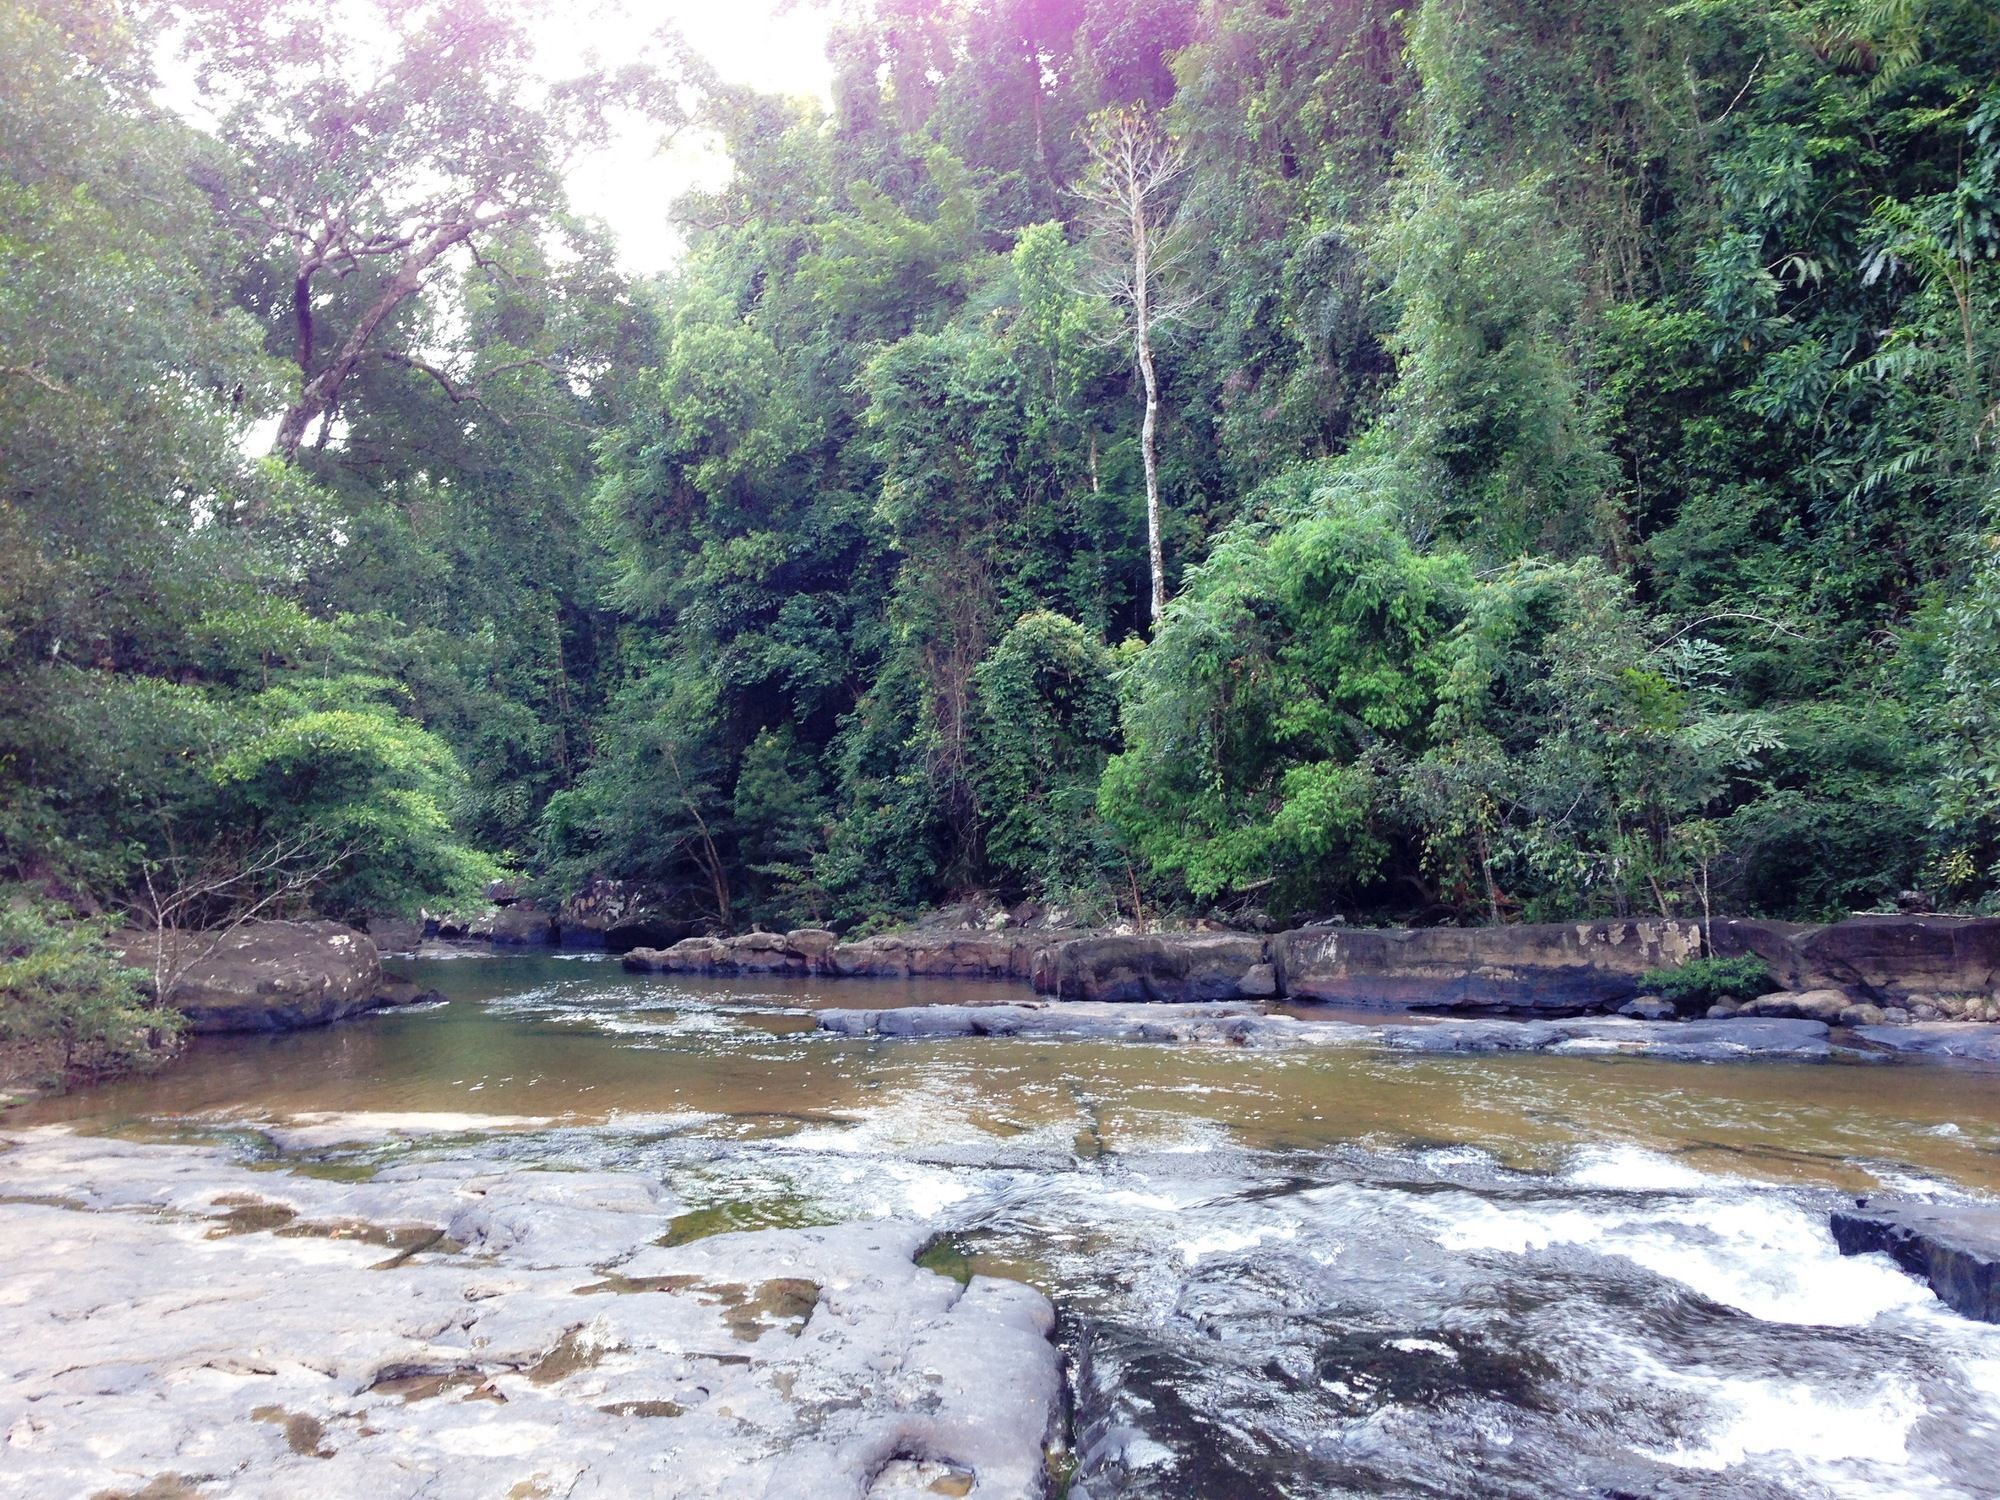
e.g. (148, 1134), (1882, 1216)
(17, 951), (2000, 1496)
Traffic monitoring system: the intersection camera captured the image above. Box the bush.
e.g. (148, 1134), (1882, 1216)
(1639, 954), (1773, 1007)
(0, 892), (182, 1090)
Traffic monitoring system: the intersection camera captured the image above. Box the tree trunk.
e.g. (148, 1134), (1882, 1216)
(1132, 192), (1166, 624)
(1138, 333), (1165, 624)
(271, 217), (500, 462)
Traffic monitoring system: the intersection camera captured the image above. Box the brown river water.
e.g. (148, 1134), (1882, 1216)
(15, 950), (2000, 1497)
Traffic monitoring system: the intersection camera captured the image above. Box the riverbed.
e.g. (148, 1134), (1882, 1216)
(10, 951), (2000, 1496)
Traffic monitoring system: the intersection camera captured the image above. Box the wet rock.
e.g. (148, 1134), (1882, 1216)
(1270, 920), (1701, 1015)
(485, 902), (558, 946)
(1237, 962), (1279, 998)
(1849, 1023), (2000, 1064)
(819, 1005), (1834, 1063)
(373, 977), (444, 1009)
(818, 1001), (1277, 1046)
(108, 921), (384, 1033)
(1617, 996), (1676, 1021)
(0, 1130), (1061, 1500)
(1831, 1197), (2000, 1322)
(1375, 1016), (1833, 1063)
(1031, 933), (1270, 1003)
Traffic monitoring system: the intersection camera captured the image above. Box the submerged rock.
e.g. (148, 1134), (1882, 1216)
(0, 1129), (1062, 1499)
(1849, 1023), (2000, 1064)
(819, 1000), (1278, 1045)
(817, 1003), (1834, 1062)
(1831, 1197), (2000, 1322)
(1373, 1016), (1833, 1062)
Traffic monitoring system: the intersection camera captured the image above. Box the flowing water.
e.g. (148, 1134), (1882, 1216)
(17, 951), (2000, 1497)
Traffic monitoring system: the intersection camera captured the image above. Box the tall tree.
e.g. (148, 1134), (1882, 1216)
(1076, 106), (1195, 623)
(169, 0), (691, 461)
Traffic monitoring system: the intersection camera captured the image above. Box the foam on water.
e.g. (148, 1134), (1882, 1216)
(1633, 1344), (1923, 1479)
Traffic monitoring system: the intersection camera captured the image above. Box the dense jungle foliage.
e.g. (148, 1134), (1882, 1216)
(4, 0), (2000, 945)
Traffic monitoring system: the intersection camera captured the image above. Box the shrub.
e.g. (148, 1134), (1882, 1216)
(0, 892), (182, 1090)
(1639, 954), (1773, 1007)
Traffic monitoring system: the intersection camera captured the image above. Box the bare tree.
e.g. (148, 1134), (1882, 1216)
(1075, 107), (1199, 625)
(127, 825), (355, 1007)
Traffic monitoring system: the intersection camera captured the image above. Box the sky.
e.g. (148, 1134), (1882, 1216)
(554, 1), (835, 272)
(153, 0), (836, 277)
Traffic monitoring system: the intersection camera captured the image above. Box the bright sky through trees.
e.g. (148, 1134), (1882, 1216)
(148, 0), (834, 274)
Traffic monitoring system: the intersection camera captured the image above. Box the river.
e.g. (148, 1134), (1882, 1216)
(13, 950), (2000, 1497)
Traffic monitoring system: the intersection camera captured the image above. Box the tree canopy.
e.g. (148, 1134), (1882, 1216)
(5, 0), (1999, 937)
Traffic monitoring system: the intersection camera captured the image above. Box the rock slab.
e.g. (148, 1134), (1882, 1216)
(1831, 1197), (2000, 1322)
(1714, 915), (2000, 1011)
(1030, 932), (1271, 1002)
(0, 1128), (1062, 1499)
(1271, 920), (1702, 1014)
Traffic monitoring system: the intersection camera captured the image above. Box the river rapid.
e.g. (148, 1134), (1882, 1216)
(14, 950), (2000, 1498)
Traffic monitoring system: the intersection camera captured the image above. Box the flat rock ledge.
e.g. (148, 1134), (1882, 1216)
(0, 1128), (1060, 1499)
(1831, 1197), (2000, 1323)
(816, 1003), (1834, 1062)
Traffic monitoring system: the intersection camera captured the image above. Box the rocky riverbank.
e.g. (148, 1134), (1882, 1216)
(620, 911), (2000, 1029)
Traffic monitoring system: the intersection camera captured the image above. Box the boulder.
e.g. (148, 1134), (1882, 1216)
(1237, 962), (1280, 998)
(109, 921), (383, 1033)
(786, 928), (839, 962)
(1618, 995), (1677, 1021)
(829, 931), (1069, 980)
(1031, 933), (1271, 1003)
(485, 879), (521, 906)
(486, 902), (558, 946)
(1831, 1198), (2000, 1322)
(1741, 988), (1852, 1022)
(622, 930), (839, 976)
(358, 915), (424, 954)
(557, 877), (706, 952)
(1712, 915), (2000, 1006)
(1270, 920), (1702, 1014)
